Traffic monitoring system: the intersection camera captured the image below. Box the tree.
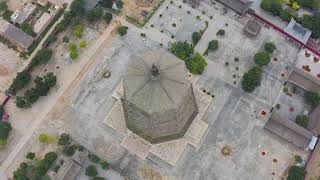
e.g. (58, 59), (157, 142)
(104, 12), (113, 23)
(295, 115), (309, 128)
(280, 8), (294, 21)
(0, 121), (12, 145)
(117, 26), (128, 36)
(58, 133), (71, 145)
(264, 42), (276, 53)
(0, 2), (8, 12)
(26, 152), (36, 160)
(70, 50), (79, 60)
(241, 66), (263, 92)
(100, 160), (109, 170)
(304, 91), (320, 107)
(185, 52), (207, 74)
(91, 177), (105, 180)
(21, 23), (35, 36)
(30, 48), (53, 67)
(116, 0), (124, 9)
(48, 34), (57, 43)
(63, 145), (77, 156)
(192, 32), (201, 45)
(216, 29), (225, 36)
(287, 166), (305, 180)
(101, 0), (113, 8)
(261, 0), (283, 16)
(85, 165), (98, 177)
(2, 9), (13, 21)
(170, 41), (194, 61)
(254, 51), (271, 66)
(13, 162), (29, 180)
(43, 73), (57, 88)
(88, 153), (100, 163)
(208, 40), (218, 51)
(15, 96), (30, 109)
(68, 43), (77, 51)
(74, 24), (84, 38)
(87, 7), (103, 22)
(10, 70), (31, 93)
(24, 88), (40, 104)
(79, 40), (87, 48)
(70, 0), (86, 17)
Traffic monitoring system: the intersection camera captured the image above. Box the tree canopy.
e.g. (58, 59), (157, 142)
(241, 66), (263, 92)
(287, 166), (305, 180)
(101, 0), (114, 8)
(208, 40), (219, 51)
(70, 0), (86, 17)
(192, 32), (201, 45)
(304, 91), (320, 107)
(30, 48), (53, 67)
(185, 52), (207, 74)
(170, 41), (194, 61)
(254, 51), (271, 66)
(86, 165), (98, 177)
(117, 26), (128, 36)
(10, 70), (31, 94)
(264, 42), (276, 53)
(104, 12), (113, 23)
(295, 115), (309, 128)
(87, 7), (103, 22)
(0, 121), (12, 145)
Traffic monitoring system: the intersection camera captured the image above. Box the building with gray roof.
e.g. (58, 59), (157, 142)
(0, 22), (33, 51)
(216, 0), (253, 16)
(121, 50), (199, 144)
(284, 18), (312, 45)
(10, 2), (36, 25)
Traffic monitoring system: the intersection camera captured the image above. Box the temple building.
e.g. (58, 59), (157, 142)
(121, 51), (199, 143)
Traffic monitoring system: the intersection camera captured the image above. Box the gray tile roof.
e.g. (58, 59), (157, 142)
(0, 22), (33, 50)
(216, 0), (252, 16)
(284, 18), (312, 45)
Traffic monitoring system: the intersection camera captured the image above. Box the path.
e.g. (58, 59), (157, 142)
(0, 21), (119, 176)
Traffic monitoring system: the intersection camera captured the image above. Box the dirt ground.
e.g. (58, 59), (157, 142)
(122, 0), (162, 23)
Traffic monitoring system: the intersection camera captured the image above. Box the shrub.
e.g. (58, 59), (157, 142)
(276, 104), (281, 109)
(74, 24), (84, 38)
(0, 121), (12, 144)
(21, 23), (35, 36)
(70, 50), (79, 60)
(254, 51), (271, 66)
(295, 155), (303, 164)
(192, 32), (201, 45)
(100, 160), (109, 170)
(216, 29), (225, 36)
(58, 133), (71, 145)
(85, 165), (98, 177)
(104, 12), (113, 23)
(88, 153), (100, 163)
(79, 40), (87, 48)
(63, 145), (77, 156)
(287, 166), (305, 180)
(264, 42), (276, 53)
(295, 115), (309, 128)
(241, 66), (263, 92)
(26, 152), (36, 160)
(117, 26), (128, 36)
(304, 92), (320, 107)
(185, 52), (207, 74)
(38, 133), (56, 143)
(68, 43), (77, 51)
(170, 41), (194, 61)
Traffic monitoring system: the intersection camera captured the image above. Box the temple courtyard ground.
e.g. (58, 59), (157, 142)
(1, 1), (309, 179)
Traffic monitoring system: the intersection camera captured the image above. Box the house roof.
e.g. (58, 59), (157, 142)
(284, 18), (312, 45)
(216, 0), (252, 16)
(244, 19), (262, 36)
(10, 2), (36, 24)
(264, 113), (315, 149)
(0, 22), (33, 49)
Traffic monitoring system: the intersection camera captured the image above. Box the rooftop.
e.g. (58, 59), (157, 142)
(216, 0), (252, 16)
(10, 2), (37, 25)
(284, 18), (312, 45)
(0, 22), (34, 50)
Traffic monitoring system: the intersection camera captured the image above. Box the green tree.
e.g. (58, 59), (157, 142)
(58, 133), (71, 145)
(241, 66), (263, 92)
(254, 51), (271, 66)
(208, 40), (218, 51)
(26, 152), (36, 160)
(261, 0), (283, 16)
(116, 0), (124, 9)
(101, 0), (114, 8)
(304, 91), (320, 107)
(2, 9), (13, 21)
(287, 166), (305, 180)
(63, 145), (77, 156)
(10, 70), (31, 93)
(86, 165), (98, 177)
(117, 26), (128, 36)
(185, 52), (207, 74)
(0, 2), (8, 12)
(88, 153), (100, 163)
(68, 43), (77, 51)
(70, 0), (86, 17)
(13, 162), (29, 180)
(170, 41), (194, 61)
(87, 7), (103, 22)
(280, 8), (294, 21)
(264, 42), (276, 53)
(192, 32), (201, 45)
(100, 160), (109, 170)
(295, 115), (309, 128)
(30, 48), (53, 67)
(73, 24), (84, 38)
(15, 96), (30, 109)
(48, 34), (57, 43)
(216, 29), (225, 36)
(21, 23), (35, 36)
(104, 12), (113, 23)
(0, 121), (12, 145)
(70, 50), (79, 60)
(24, 88), (39, 104)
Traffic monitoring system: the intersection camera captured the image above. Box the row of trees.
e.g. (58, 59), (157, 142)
(261, 0), (320, 38)
(170, 41), (207, 74)
(15, 73), (57, 108)
(242, 42), (276, 92)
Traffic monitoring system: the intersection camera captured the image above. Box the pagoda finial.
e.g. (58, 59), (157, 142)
(151, 63), (160, 77)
